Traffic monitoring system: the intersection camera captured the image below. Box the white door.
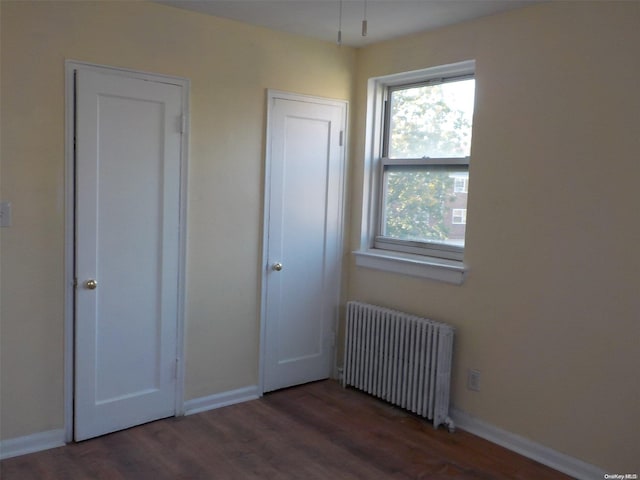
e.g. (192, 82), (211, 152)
(262, 92), (347, 392)
(74, 67), (184, 441)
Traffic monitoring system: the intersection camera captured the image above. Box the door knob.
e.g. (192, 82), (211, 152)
(85, 279), (98, 290)
(272, 263), (283, 272)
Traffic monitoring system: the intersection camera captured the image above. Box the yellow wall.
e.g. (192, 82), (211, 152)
(349, 1), (639, 472)
(1, 0), (639, 473)
(0, 0), (354, 440)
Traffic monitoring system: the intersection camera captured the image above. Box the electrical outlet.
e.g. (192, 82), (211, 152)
(467, 369), (481, 392)
(0, 202), (12, 227)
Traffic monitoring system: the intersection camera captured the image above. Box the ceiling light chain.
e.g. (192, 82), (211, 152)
(362, 0), (368, 37)
(337, 0), (343, 45)
(338, 0), (370, 46)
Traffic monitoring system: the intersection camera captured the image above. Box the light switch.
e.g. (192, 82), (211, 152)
(0, 202), (12, 227)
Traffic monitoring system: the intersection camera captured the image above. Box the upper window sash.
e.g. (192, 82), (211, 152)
(382, 74), (475, 160)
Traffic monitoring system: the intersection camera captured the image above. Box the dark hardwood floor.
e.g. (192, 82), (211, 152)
(1, 380), (572, 479)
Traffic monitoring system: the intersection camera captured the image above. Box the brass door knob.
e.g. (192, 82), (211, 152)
(272, 263), (283, 272)
(85, 279), (98, 290)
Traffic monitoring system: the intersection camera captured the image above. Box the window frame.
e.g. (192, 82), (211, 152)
(375, 67), (475, 261)
(354, 60), (476, 284)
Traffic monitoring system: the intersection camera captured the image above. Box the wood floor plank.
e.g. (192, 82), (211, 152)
(0, 380), (573, 479)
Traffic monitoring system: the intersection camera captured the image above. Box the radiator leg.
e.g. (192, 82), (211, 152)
(444, 416), (456, 433)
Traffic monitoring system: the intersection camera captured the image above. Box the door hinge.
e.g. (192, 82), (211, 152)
(179, 114), (186, 134)
(174, 358), (179, 379)
(339, 130), (344, 147)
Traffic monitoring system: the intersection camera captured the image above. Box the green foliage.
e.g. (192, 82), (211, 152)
(383, 79), (474, 243)
(384, 169), (454, 241)
(389, 81), (473, 159)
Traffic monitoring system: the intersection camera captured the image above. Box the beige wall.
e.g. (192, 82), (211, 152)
(2, 0), (639, 474)
(348, 1), (639, 472)
(0, 0), (354, 440)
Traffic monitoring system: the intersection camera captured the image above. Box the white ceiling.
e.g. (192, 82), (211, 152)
(158, 0), (541, 48)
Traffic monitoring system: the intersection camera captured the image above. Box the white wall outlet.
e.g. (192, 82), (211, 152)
(0, 202), (12, 227)
(467, 369), (481, 392)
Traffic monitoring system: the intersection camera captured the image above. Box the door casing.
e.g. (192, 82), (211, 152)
(63, 60), (190, 442)
(259, 90), (348, 394)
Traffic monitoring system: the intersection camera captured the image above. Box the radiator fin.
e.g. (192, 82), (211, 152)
(343, 301), (455, 431)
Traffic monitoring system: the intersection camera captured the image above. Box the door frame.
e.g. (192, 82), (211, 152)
(258, 90), (348, 394)
(63, 60), (190, 442)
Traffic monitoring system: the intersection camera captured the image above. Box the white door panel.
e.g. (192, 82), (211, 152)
(263, 93), (346, 392)
(74, 68), (183, 441)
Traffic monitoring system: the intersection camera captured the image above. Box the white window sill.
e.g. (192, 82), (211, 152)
(353, 249), (466, 285)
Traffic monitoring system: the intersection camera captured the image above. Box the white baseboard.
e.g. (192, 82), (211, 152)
(0, 429), (66, 460)
(183, 385), (261, 416)
(450, 407), (606, 480)
(0, 387), (260, 460)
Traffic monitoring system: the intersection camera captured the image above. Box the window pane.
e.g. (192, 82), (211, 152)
(388, 78), (475, 159)
(382, 167), (468, 247)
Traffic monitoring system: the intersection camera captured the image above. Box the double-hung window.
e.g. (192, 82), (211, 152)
(356, 61), (476, 283)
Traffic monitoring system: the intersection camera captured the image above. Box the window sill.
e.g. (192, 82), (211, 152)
(353, 249), (466, 285)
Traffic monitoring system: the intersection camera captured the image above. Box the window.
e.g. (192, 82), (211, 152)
(355, 61), (476, 284)
(454, 176), (468, 193)
(452, 209), (467, 224)
(376, 68), (475, 261)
